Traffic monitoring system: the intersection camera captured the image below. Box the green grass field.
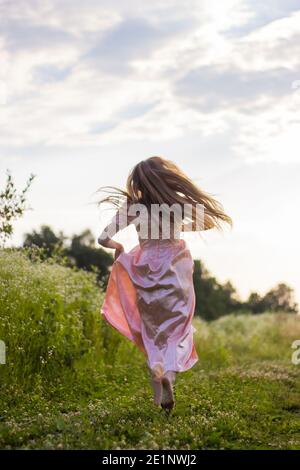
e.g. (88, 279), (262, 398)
(0, 250), (300, 450)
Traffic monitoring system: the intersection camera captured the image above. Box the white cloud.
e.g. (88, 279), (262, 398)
(0, 0), (299, 157)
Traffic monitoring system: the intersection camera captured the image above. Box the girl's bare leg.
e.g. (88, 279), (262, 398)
(149, 365), (163, 406)
(161, 370), (176, 412)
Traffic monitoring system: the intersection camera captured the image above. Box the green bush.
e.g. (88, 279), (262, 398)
(0, 249), (105, 384)
(193, 312), (300, 369)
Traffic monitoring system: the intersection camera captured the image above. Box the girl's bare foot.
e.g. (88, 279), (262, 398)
(161, 371), (176, 413)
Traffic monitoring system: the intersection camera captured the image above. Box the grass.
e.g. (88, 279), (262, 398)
(0, 250), (300, 450)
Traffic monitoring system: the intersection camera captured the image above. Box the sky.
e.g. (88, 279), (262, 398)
(0, 0), (299, 304)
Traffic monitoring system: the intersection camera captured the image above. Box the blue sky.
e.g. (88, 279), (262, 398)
(0, 0), (299, 303)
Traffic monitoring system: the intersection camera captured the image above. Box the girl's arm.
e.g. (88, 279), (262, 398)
(98, 236), (124, 260)
(97, 202), (129, 260)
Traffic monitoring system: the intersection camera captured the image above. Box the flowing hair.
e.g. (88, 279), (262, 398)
(98, 156), (232, 231)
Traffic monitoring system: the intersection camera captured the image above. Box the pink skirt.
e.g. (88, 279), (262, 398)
(101, 238), (199, 373)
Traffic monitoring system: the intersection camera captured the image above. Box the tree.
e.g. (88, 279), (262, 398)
(247, 292), (264, 314)
(68, 229), (113, 285)
(247, 283), (298, 314)
(24, 225), (65, 256)
(0, 171), (35, 245)
(193, 260), (242, 321)
(23, 226), (113, 286)
(263, 283), (298, 313)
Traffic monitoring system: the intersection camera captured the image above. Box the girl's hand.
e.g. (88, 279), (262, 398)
(114, 244), (124, 261)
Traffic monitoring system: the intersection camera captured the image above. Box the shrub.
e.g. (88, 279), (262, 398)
(193, 312), (300, 369)
(0, 249), (104, 384)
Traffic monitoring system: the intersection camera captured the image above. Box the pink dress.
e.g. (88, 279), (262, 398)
(100, 204), (199, 374)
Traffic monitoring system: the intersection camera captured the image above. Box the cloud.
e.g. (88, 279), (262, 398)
(117, 100), (160, 120)
(0, 18), (74, 52)
(88, 100), (160, 137)
(89, 120), (118, 135)
(0, 0), (299, 163)
(225, 0), (300, 37)
(33, 64), (73, 84)
(175, 66), (298, 111)
(83, 16), (195, 75)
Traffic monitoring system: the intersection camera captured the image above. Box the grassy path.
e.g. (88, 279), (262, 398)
(1, 360), (300, 450)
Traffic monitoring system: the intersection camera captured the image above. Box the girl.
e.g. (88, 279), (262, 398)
(98, 156), (232, 412)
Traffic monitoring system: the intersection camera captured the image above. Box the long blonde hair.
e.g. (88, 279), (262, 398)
(98, 156), (232, 230)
